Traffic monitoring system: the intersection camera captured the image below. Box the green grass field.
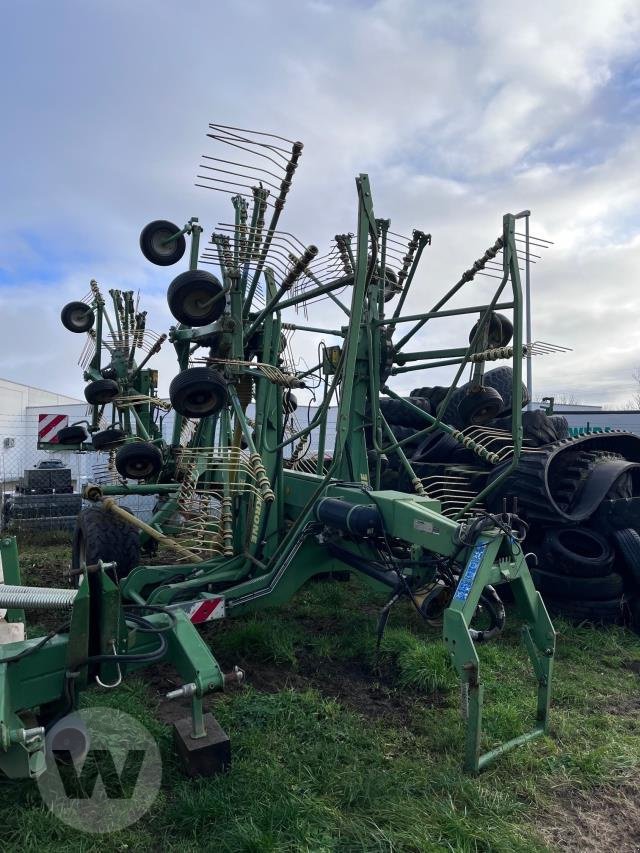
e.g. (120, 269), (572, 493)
(2, 534), (640, 852)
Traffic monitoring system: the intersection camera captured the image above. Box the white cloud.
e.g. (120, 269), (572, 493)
(1, 0), (639, 408)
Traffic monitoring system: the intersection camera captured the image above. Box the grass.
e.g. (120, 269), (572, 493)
(2, 535), (640, 851)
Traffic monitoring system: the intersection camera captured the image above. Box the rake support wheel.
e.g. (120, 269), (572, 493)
(115, 442), (163, 480)
(92, 428), (127, 451)
(61, 302), (95, 334)
(140, 219), (186, 266)
(168, 270), (226, 327)
(169, 367), (228, 418)
(84, 379), (119, 405)
(56, 425), (88, 445)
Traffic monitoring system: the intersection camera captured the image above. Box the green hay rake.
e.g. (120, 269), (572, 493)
(1, 124), (555, 780)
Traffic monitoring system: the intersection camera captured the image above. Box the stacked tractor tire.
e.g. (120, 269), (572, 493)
(380, 366), (640, 629)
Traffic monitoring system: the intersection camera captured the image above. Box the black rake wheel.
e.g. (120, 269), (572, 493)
(469, 311), (513, 349)
(61, 301), (95, 333)
(139, 219), (186, 266)
(167, 269), (226, 327)
(84, 379), (120, 405)
(169, 367), (228, 418)
(92, 427), (127, 451)
(115, 442), (163, 480)
(56, 425), (88, 445)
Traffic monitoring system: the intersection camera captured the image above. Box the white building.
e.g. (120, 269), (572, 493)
(1, 373), (639, 491)
(0, 378), (84, 485)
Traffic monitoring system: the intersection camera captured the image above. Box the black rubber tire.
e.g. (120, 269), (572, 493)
(100, 363), (118, 381)
(612, 528), (640, 586)
(92, 428), (126, 451)
(409, 385), (468, 429)
(84, 379), (119, 405)
(486, 433), (640, 525)
(115, 442), (163, 480)
(531, 566), (624, 600)
(543, 595), (626, 625)
(388, 424), (419, 443)
(140, 220), (186, 266)
(521, 410), (561, 446)
(482, 366), (530, 415)
(469, 312), (513, 348)
(283, 390), (297, 414)
(167, 270), (225, 326)
(435, 387), (466, 429)
(410, 386), (449, 408)
(380, 397), (432, 429)
(412, 431), (455, 464)
(61, 302), (95, 334)
(169, 367), (228, 418)
(490, 410), (561, 447)
(376, 266), (400, 302)
(382, 425), (422, 469)
(56, 425), (88, 445)
(457, 386), (503, 427)
(540, 527), (614, 578)
(72, 507), (140, 581)
(549, 414), (570, 440)
(411, 430), (477, 465)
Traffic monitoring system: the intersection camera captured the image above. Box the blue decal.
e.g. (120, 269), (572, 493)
(453, 543), (488, 602)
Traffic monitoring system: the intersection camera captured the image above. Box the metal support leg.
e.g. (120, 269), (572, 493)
(443, 537), (555, 772)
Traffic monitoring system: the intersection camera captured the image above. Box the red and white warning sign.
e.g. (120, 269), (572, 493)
(171, 596), (226, 624)
(38, 413), (69, 444)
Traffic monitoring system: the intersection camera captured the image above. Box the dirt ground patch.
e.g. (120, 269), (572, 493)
(604, 695), (640, 715)
(539, 777), (640, 852)
(146, 652), (442, 730)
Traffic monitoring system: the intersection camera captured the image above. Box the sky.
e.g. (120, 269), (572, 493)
(1, 0), (640, 406)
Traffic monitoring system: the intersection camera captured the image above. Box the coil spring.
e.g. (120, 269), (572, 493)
(0, 585), (77, 610)
(250, 453), (275, 502)
(469, 345), (514, 363)
(450, 429), (500, 465)
(251, 187), (269, 260)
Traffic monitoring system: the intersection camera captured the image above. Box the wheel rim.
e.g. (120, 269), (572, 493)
(184, 388), (220, 415)
(126, 458), (155, 478)
(150, 228), (178, 258)
(183, 288), (216, 320)
(69, 308), (90, 329)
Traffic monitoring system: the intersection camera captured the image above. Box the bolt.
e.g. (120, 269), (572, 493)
(223, 666), (245, 687)
(166, 682), (197, 700)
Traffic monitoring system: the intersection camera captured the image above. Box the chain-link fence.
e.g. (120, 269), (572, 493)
(0, 403), (340, 534)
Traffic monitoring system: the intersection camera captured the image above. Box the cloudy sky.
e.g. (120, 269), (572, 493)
(1, 0), (640, 406)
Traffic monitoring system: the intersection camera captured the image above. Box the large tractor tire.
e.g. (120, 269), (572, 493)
(71, 506), (140, 582)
